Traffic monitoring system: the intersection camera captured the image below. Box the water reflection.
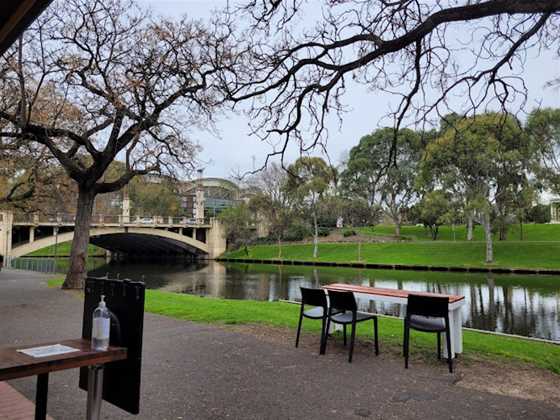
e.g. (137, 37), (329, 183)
(89, 260), (560, 341)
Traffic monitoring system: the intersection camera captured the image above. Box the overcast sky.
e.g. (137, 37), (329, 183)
(139, 0), (560, 180)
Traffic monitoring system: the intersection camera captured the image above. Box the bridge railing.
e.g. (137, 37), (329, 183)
(12, 213), (211, 226)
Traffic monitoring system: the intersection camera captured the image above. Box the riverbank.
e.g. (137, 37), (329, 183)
(26, 242), (105, 257)
(48, 277), (560, 374)
(220, 241), (560, 273)
(6, 271), (559, 419)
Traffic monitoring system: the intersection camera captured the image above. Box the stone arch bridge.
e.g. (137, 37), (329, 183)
(0, 211), (226, 265)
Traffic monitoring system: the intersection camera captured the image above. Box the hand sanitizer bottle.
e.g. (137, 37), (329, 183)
(92, 295), (110, 351)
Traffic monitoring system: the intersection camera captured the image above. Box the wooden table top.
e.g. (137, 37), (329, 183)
(0, 338), (127, 381)
(323, 283), (465, 303)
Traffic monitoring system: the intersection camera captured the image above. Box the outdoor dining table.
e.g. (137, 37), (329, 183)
(0, 338), (127, 420)
(323, 283), (466, 357)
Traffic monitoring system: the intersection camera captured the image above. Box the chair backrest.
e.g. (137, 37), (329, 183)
(300, 287), (327, 308)
(406, 294), (449, 318)
(327, 290), (357, 312)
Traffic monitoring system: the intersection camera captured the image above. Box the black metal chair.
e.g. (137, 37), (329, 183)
(325, 290), (379, 363)
(403, 294), (453, 373)
(295, 287), (333, 355)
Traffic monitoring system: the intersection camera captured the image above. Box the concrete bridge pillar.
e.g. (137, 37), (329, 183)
(0, 211), (14, 265)
(29, 226), (35, 243)
(206, 218), (226, 259)
(122, 188), (131, 223)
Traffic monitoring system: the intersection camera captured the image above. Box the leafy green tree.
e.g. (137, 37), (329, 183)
(423, 113), (530, 262)
(341, 199), (382, 228)
(218, 203), (254, 253)
(341, 127), (421, 236)
(286, 157), (335, 258)
(128, 178), (181, 217)
(0, 0), (237, 288)
(526, 203), (551, 224)
(512, 184), (538, 241)
(340, 131), (388, 207)
(418, 190), (450, 240)
(526, 108), (560, 194)
(316, 195), (345, 228)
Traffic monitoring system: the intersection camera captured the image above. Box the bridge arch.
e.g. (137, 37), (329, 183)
(9, 227), (209, 258)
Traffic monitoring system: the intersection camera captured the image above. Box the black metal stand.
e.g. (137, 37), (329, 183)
(35, 372), (49, 420)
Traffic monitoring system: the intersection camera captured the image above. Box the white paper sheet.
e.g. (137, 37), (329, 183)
(17, 344), (79, 358)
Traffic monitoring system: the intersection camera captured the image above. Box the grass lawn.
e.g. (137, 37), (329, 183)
(223, 241), (560, 270)
(47, 277), (560, 374)
(26, 241), (105, 257)
(358, 223), (560, 242)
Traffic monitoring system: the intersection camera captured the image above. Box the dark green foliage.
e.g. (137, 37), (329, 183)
(526, 204), (551, 224)
(418, 190), (451, 240)
(284, 222), (313, 241)
(218, 204), (255, 251)
(318, 226), (331, 237)
(342, 229), (357, 237)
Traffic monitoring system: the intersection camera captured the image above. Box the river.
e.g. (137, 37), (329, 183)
(84, 259), (560, 342)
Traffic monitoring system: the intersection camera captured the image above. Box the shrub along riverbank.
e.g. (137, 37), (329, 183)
(48, 277), (560, 374)
(221, 241), (560, 271)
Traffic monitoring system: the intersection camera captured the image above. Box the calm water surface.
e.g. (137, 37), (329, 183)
(89, 260), (560, 341)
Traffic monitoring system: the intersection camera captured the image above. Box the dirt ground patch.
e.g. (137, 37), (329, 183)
(226, 323), (560, 408)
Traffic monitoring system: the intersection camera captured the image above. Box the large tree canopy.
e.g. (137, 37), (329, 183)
(229, 0), (560, 165)
(341, 127), (421, 236)
(422, 112), (532, 261)
(0, 0), (237, 288)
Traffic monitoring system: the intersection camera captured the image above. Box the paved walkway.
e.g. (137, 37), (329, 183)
(0, 381), (55, 420)
(1, 268), (559, 419)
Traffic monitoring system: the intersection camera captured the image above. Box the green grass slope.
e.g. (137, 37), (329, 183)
(223, 241), (560, 270)
(26, 241), (105, 257)
(359, 223), (560, 242)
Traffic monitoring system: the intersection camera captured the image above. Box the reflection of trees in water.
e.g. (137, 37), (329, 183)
(102, 261), (560, 340)
(461, 276), (559, 339)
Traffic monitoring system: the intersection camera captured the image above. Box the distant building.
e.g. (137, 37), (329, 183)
(178, 178), (241, 219)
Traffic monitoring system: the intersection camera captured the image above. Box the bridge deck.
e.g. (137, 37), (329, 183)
(13, 222), (211, 228)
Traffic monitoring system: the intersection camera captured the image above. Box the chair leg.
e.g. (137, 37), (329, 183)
(373, 317), (379, 355)
(437, 332), (441, 360)
(445, 320), (453, 373)
(404, 321), (410, 369)
(295, 311), (303, 348)
(319, 316), (327, 355)
(324, 316), (331, 352)
(343, 324), (347, 346)
(348, 322), (356, 363)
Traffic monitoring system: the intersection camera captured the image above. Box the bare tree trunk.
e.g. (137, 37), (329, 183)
(519, 215), (524, 241)
(498, 217), (508, 241)
(467, 212), (474, 241)
(312, 210), (319, 258)
(394, 219), (401, 237)
(277, 236), (282, 258)
(482, 211), (493, 264)
(452, 223), (456, 242)
(63, 187), (95, 289)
